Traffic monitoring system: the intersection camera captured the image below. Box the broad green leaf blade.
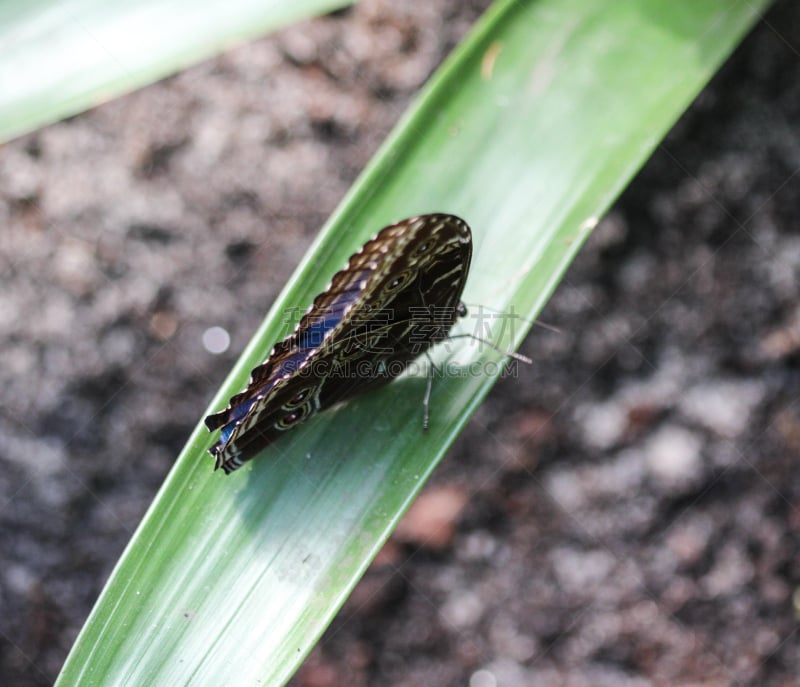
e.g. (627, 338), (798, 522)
(0, 0), (351, 143)
(57, 0), (772, 685)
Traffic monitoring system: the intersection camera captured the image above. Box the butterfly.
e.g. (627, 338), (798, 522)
(205, 214), (473, 474)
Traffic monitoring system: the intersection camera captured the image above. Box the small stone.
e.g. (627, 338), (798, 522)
(702, 544), (753, 597)
(645, 425), (703, 486)
(6, 564), (37, 595)
(148, 311), (178, 340)
(549, 547), (616, 594)
(489, 615), (537, 661)
(372, 539), (403, 567)
(469, 669), (498, 687)
(679, 379), (765, 437)
(394, 485), (467, 549)
(667, 517), (712, 565)
(576, 401), (627, 449)
(441, 590), (484, 629)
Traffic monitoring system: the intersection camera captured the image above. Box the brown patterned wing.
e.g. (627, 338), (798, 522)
(205, 213), (472, 473)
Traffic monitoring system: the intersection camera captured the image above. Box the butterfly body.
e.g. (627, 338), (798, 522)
(205, 213), (472, 473)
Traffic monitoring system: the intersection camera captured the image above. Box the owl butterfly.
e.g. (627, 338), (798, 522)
(206, 213), (509, 474)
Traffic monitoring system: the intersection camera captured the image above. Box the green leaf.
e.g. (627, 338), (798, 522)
(56, 0), (772, 684)
(0, 0), (351, 142)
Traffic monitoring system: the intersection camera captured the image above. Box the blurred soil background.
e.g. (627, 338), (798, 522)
(2, 1), (800, 685)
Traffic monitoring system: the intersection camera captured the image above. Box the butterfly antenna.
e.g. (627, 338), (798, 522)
(528, 319), (561, 334)
(461, 303), (562, 335)
(447, 333), (533, 364)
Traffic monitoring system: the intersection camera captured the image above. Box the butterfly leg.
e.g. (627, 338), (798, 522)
(423, 350), (436, 431)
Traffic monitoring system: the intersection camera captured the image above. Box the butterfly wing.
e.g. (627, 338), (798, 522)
(205, 213), (472, 473)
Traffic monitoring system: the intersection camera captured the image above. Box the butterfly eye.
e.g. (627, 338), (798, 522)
(416, 242), (430, 254)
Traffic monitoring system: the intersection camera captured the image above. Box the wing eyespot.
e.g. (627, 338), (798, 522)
(277, 405), (309, 430)
(285, 388), (311, 408)
(386, 270), (412, 292)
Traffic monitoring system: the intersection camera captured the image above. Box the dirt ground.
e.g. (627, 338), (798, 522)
(2, 1), (799, 685)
